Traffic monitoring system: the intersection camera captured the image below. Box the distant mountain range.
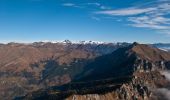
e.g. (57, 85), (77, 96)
(0, 41), (170, 100)
(152, 43), (170, 51)
(2, 40), (170, 51)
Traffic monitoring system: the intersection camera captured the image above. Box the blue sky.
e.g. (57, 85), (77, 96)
(0, 0), (170, 43)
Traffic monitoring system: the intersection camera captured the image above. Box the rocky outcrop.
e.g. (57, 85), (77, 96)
(63, 71), (166, 100)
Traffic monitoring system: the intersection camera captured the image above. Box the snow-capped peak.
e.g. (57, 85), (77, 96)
(38, 40), (109, 45)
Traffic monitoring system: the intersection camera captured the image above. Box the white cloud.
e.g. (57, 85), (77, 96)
(162, 71), (170, 80)
(95, 1), (170, 35)
(100, 6), (111, 10)
(86, 2), (110, 10)
(95, 7), (156, 16)
(62, 3), (81, 8)
(130, 23), (169, 30)
(87, 3), (101, 6)
(156, 88), (170, 100)
(154, 71), (170, 100)
(63, 3), (75, 6)
(158, 3), (170, 11)
(128, 16), (170, 29)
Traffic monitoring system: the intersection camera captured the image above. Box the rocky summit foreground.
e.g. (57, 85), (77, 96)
(17, 42), (170, 100)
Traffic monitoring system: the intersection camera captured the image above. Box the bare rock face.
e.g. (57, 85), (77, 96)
(65, 71), (166, 100)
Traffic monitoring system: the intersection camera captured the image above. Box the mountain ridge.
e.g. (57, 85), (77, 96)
(17, 42), (170, 100)
(0, 42), (129, 100)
